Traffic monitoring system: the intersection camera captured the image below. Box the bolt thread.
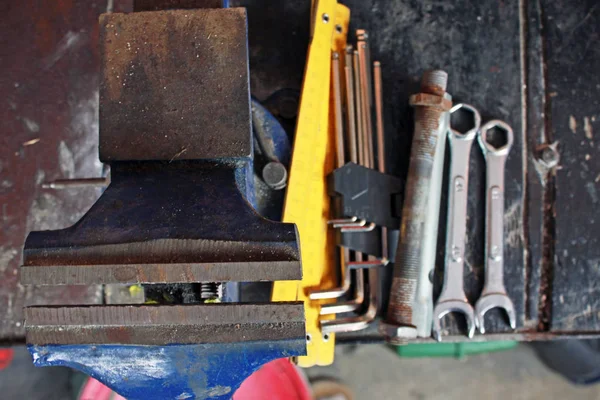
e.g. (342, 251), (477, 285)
(421, 70), (448, 96)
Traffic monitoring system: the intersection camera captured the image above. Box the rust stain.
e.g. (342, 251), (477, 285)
(55, 0), (75, 19)
(32, 0), (77, 56)
(100, 11), (169, 101)
(101, 9), (242, 101)
(114, 266), (137, 282)
(106, 325), (132, 343)
(409, 93), (452, 110)
(34, 16), (57, 56)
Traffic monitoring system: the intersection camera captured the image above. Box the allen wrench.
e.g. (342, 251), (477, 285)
(309, 50), (364, 304)
(320, 44), (386, 329)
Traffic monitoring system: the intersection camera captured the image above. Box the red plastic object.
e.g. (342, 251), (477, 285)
(0, 349), (14, 370)
(234, 358), (313, 400)
(79, 378), (126, 400)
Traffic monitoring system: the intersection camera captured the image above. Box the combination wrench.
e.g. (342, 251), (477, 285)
(432, 104), (480, 341)
(475, 120), (517, 333)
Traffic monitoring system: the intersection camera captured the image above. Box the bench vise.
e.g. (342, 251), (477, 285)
(21, 7), (305, 399)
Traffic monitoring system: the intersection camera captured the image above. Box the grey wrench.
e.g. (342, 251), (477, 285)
(432, 104), (480, 341)
(475, 120), (517, 334)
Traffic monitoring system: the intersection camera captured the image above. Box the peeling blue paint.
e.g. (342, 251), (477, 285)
(30, 339), (305, 399)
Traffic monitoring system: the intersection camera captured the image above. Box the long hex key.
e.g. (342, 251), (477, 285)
(432, 104), (480, 341)
(475, 120), (517, 334)
(314, 49), (367, 311)
(309, 49), (362, 303)
(321, 55), (383, 329)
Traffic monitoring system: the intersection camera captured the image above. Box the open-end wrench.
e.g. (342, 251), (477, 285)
(475, 120), (517, 334)
(432, 104), (481, 341)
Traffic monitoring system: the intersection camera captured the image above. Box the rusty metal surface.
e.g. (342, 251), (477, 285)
(0, 0), (133, 343)
(99, 9), (252, 162)
(23, 261), (300, 285)
(23, 163), (301, 285)
(25, 302), (305, 345)
(134, 0), (225, 10)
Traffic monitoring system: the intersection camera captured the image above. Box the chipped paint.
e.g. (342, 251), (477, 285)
(0, 180), (14, 191)
(23, 138), (40, 146)
(569, 115), (577, 133)
(0, 246), (19, 274)
(30, 339), (305, 400)
(58, 141), (75, 179)
(23, 118), (40, 133)
(43, 31), (84, 70)
(68, 90), (102, 174)
(196, 386), (232, 398)
(584, 116), (593, 139)
(586, 182), (598, 203)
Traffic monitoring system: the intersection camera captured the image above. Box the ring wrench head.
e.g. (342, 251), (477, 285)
(449, 103), (481, 141)
(432, 301), (475, 341)
(478, 120), (514, 156)
(474, 293), (517, 334)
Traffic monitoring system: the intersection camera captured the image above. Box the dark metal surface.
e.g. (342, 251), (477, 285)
(230, 0), (309, 102)
(25, 302), (304, 345)
(523, 0), (554, 332)
(546, 0), (600, 332)
(337, 318), (600, 344)
(22, 164), (301, 285)
(0, 0), (133, 343)
(99, 9), (252, 162)
(341, 229), (383, 259)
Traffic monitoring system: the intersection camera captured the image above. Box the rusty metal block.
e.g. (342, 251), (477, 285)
(134, 0), (226, 11)
(25, 303), (305, 345)
(99, 9), (251, 162)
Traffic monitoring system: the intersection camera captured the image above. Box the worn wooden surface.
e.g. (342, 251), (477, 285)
(0, 0), (598, 341)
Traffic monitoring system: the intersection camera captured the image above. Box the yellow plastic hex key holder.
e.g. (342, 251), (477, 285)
(271, 0), (349, 367)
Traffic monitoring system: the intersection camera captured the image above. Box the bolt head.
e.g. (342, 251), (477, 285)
(262, 162), (287, 190)
(539, 145), (560, 168)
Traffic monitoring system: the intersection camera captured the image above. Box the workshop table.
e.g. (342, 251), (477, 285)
(1, 0), (599, 342)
